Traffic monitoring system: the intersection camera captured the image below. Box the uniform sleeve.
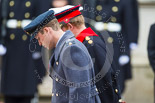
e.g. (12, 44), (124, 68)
(86, 41), (121, 102)
(130, 0), (139, 43)
(147, 24), (155, 73)
(122, 0), (139, 45)
(61, 45), (96, 103)
(87, 42), (107, 74)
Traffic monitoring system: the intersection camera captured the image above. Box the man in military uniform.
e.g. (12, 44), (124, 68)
(24, 10), (101, 103)
(49, 5), (126, 103)
(148, 23), (155, 103)
(83, 0), (139, 93)
(0, 0), (51, 103)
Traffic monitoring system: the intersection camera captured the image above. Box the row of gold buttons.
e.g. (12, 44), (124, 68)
(96, 0), (120, 22)
(96, 3), (120, 12)
(96, 15), (117, 23)
(112, 0), (120, 13)
(10, 34), (28, 41)
(111, 0), (120, 22)
(85, 36), (93, 44)
(9, 12), (31, 18)
(9, 1), (31, 7)
(9, 1), (31, 18)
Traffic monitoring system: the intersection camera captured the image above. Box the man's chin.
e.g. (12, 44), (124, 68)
(43, 44), (53, 50)
(45, 47), (50, 50)
(42, 45), (49, 50)
(46, 46), (52, 50)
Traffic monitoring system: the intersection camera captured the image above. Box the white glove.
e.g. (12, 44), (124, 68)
(32, 52), (41, 60)
(94, 22), (104, 31)
(0, 44), (7, 56)
(119, 55), (130, 66)
(94, 22), (121, 32)
(130, 43), (137, 50)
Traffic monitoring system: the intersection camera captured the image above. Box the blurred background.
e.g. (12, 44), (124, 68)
(0, 0), (155, 103)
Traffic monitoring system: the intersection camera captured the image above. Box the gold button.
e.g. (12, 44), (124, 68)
(96, 15), (102, 21)
(115, 89), (118, 93)
(22, 34), (28, 41)
(96, 5), (102, 11)
(9, 12), (14, 18)
(52, 93), (54, 96)
(56, 93), (59, 96)
(104, 23), (108, 30)
(10, 34), (15, 40)
(17, 20), (22, 28)
(107, 37), (113, 43)
(85, 36), (90, 41)
(96, 88), (98, 92)
(88, 40), (93, 44)
(56, 78), (58, 82)
(25, 12), (30, 18)
(112, 6), (118, 12)
(56, 62), (59, 65)
(69, 42), (72, 45)
(65, 19), (69, 22)
(9, 1), (14, 6)
(25, 1), (31, 7)
(115, 0), (120, 2)
(111, 16), (117, 22)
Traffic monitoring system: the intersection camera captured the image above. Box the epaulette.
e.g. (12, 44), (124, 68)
(65, 38), (76, 46)
(85, 36), (93, 44)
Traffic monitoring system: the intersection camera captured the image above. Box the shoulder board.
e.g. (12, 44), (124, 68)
(65, 39), (76, 46)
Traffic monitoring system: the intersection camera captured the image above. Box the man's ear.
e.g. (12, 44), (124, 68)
(43, 27), (50, 34)
(67, 23), (74, 30)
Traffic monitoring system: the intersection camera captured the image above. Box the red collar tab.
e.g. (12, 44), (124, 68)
(55, 5), (81, 23)
(76, 27), (99, 42)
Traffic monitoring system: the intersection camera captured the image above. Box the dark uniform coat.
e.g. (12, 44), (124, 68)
(83, 0), (139, 93)
(76, 27), (121, 103)
(49, 30), (101, 103)
(148, 23), (155, 103)
(0, 0), (51, 96)
(148, 24), (155, 73)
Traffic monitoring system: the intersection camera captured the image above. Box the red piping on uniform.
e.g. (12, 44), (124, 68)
(57, 10), (81, 23)
(76, 27), (99, 42)
(55, 5), (81, 16)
